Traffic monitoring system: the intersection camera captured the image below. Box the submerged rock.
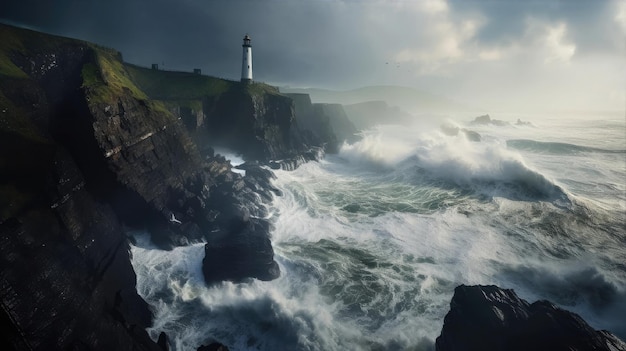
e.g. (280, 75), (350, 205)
(436, 285), (626, 351)
(470, 114), (509, 127)
(515, 118), (533, 126)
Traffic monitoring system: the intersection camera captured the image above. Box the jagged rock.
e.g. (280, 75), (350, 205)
(0, 141), (160, 350)
(436, 285), (626, 351)
(204, 84), (310, 162)
(157, 332), (170, 351)
(470, 114), (509, 126)
(203, 217), (279, 284)
(471, 114), (492, 124)
(200, 162), (282, 283)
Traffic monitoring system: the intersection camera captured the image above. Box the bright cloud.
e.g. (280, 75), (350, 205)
(542, 22), (576, 63)
(616, 0), (626, 34)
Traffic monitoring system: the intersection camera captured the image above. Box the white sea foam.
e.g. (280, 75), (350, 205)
(130, 117), (626, 350)
(339, 123), (567, 201)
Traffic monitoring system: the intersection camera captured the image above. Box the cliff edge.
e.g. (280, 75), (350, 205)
(0, 23), (298, 349)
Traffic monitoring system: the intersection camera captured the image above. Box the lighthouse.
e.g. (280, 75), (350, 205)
(241, 34), (253, 83)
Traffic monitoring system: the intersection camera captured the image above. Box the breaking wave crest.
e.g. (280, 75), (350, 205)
(339, 125), (569, 202)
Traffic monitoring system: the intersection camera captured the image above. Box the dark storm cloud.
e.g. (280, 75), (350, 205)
(1, 0), (621, 80)
(1, 0), (623, 111)
(0, 0), (385, 86)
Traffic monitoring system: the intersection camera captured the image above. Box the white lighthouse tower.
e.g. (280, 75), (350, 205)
(241, 34), (253, 83)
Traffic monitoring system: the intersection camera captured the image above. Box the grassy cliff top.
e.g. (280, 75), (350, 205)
(0, 23), (74, 79)
(124, 63), (283, 101)
(244, 81), (281, 96)
(124, 63), (234, 100)
(1, 23), (287, 120)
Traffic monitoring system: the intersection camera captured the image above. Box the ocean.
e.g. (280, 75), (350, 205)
(130, 114), (626, 350)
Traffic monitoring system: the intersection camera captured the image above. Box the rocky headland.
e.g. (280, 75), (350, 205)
(1, 24), (623, 351)
(0, 23), (344, 350)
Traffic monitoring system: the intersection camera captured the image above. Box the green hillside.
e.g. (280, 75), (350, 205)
(124, 63), (233, 100)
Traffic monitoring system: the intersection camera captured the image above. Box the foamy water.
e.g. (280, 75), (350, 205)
(131, 115), (626, 350)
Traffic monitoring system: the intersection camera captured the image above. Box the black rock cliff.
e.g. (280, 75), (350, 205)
(0, 23), (312, 350)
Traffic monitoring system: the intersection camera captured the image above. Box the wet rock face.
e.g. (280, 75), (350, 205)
(0, 143), (160, 350)
(201, 163), (282, 284)
(203, 217), (280, 283)
(436, 285), (626, 351)
(204, 85), (311, 162)
(200, 85), (327, 173)
(1, 30), (162, 349)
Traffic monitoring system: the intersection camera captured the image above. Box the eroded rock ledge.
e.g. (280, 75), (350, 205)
(436, 285), (626, 351)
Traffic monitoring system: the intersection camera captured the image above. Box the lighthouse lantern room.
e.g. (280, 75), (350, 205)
(241, 34), (253, 83)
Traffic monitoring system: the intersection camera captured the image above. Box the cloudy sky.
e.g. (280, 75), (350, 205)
(2, 0), (625, 113)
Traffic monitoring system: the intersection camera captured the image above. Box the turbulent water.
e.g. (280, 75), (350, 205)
(130, 115), (626, 351)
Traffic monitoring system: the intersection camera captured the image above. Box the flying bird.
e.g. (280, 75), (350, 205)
(169, 213), (182, 224)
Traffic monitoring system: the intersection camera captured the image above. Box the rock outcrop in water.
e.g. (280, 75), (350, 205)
(0, 23), (336, 349)
(469, 114), (509, 126)
(436, 285), (626, 351)
(440, 123), (481, 142)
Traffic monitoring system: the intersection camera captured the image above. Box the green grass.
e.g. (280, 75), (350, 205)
(125, 63), (233, 100)
(81, 49), (149, 104)
(245, 81), (281, 96)
(0, 25), (31, 78)
(0, 53), (27, 78)
(0, 23), (92, 79)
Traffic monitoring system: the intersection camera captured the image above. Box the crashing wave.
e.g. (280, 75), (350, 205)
(507, 139), (626, 155)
